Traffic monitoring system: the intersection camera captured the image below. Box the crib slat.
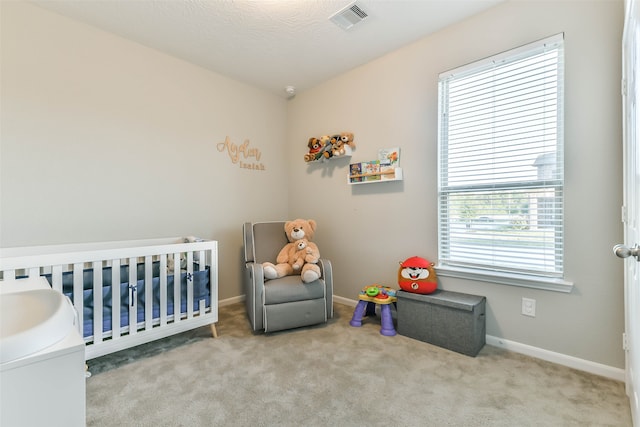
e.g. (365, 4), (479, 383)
(209, 245), (218, 320)
(112, 259), (121, 339)
(144, 256), (152, 330)
(159, 254), (167, 327)
(186, 251), (194, 319)
(3, 270), (16, 280)
(198, 251), (205, 270)
(196, 250), (205, 316)
(128, 257), (137, 336)
(28, 267), (39, 278)
(173, 252), (181, 324)
(51, 265), (63, 293)
(93, 261), (103, 343)
(73, 263), (84, 337)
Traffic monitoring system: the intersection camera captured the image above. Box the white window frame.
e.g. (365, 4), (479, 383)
(436, 33), (573, 293)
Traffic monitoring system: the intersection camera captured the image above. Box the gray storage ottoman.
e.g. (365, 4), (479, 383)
(397, 290), (486, 356)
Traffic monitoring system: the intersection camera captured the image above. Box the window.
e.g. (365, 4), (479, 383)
(437, 34), (571, 292)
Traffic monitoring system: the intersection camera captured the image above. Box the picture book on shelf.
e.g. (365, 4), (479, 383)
(379, 161), (395, 180)
(363, 160), (381, 181)
(378, 147), (400, 167)
(349, 163), (363, 183)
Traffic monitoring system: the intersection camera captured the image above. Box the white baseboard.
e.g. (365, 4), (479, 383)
(333, 295), (358, 307)
(331, 295), (624, 382)
(486, 335), (625, 382)
(220, 295), (244, 307)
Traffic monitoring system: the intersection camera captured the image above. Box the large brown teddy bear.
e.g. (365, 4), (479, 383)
(262, 219), (321, 283)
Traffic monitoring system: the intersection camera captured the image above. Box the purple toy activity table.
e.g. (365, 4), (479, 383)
(349, 285), (397, 336)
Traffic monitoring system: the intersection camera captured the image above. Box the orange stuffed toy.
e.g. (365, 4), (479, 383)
(397, 256), (438, 294)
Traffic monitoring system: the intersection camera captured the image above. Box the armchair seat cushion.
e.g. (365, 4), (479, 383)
(264, 276), (325, 305)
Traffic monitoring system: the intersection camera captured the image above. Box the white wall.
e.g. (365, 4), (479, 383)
(0, 2), (289, 300)
(287, 0), (625, 369)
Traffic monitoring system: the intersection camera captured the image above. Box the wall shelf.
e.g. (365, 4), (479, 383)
(348, 167), (403, 185)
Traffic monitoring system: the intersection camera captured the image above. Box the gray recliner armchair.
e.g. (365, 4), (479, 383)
(243, 221), (333, 333)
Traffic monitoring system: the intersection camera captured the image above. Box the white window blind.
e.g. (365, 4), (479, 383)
(437, 33), (564, 280)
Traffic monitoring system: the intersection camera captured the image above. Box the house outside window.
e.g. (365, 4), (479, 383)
(437, 33), (572, 292)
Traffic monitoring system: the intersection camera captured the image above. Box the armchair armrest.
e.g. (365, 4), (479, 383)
(318, 259), (333, 319)
(244, 261), (265, 332)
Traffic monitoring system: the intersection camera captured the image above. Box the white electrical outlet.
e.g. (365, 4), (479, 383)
(522, 297), (536, 317)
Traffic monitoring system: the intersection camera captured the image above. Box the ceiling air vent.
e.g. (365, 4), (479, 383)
(329, 2), (369, 30)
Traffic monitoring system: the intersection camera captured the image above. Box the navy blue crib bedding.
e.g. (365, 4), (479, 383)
(42, 262), (211, 339)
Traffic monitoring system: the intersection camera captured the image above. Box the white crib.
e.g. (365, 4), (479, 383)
(0, 237), (218, 360)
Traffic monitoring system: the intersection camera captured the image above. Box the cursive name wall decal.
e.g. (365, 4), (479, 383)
(217, 136), (265, 171)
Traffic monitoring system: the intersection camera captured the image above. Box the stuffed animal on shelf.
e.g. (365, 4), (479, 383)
(317, 135), (333, 160)
(329, 134), (346, 157)
(305, 136), (332, 162)
(263, 219), (321, 283)
(304, 137), (325, 162)
(397, 256), (438, 294)
(305, 132), (355, 162)
(340, 132), (355, 150)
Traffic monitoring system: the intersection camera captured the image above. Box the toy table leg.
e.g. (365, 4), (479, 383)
(365, 301), (376, 317)
(349, 300), (369, 327)
(379, 304), (396, 336)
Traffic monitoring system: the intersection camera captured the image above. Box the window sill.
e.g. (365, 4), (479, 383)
(434, 265), (574, 293)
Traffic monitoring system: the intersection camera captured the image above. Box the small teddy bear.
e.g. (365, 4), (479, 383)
(290, 238), (317, 271)
(305, 136), (333, 162)
(340, 132), (355, 150)
(304, 137), (324, 162)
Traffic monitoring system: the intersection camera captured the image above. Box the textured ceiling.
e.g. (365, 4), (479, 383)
(32, 0), (504, 97)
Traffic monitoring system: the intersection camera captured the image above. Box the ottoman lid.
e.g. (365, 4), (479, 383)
(397, 289), (485, 312)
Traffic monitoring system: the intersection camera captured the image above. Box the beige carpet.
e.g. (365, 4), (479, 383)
(86, 303), (631, 426)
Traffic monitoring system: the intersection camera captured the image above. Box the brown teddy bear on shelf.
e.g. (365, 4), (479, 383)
(341, 132), (355, 150)
(305, 136), (332, 162)
(262, 219), (321, 283)
(304, 137), (324, 162)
